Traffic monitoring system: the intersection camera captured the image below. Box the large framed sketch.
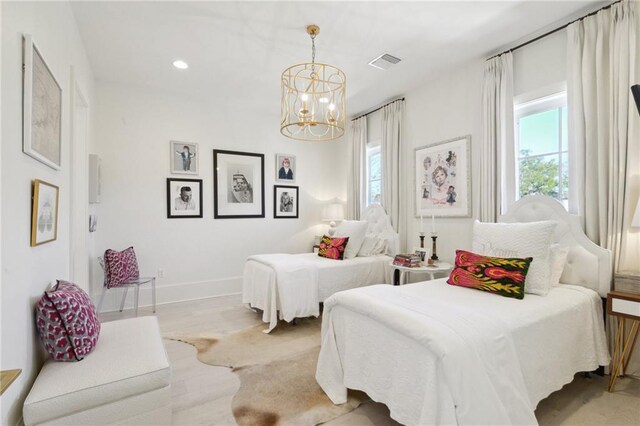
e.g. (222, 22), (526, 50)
(23, 35), (62, 170)
(415, 135), (471, 218)
(213, 149), (265, 218)
(31, 179), (59, 246)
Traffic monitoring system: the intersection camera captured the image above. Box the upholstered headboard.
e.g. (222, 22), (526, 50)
(500, 195), (612, 297)
(361, 205), (400, 256)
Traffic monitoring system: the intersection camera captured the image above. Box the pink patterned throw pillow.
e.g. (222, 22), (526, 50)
(103, 246), (140, 288)
(35, 281), (101, 362)
(318, 235), (349, 260)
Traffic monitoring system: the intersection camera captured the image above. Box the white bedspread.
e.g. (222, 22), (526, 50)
(316, 279), (610, 425)
(242, 253), (390, 332)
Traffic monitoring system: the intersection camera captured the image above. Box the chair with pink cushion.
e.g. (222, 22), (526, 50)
(96, 247), (156, 316)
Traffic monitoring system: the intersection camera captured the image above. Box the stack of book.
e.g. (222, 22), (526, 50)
(393, 253), (422, 267)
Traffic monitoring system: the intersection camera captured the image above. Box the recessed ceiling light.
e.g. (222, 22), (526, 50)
(172, 60), (189, 70)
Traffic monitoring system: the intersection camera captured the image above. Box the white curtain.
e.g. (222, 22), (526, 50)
(381, 99), (406, 248)
(567, 0), (640, 271)
(479, 52), (515, 222)
(347, 116), (367, 220)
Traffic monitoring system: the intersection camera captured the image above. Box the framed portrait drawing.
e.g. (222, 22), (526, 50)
(23, 35), (62, 170)
(167, 178), (203, 218)
(274, 185), (299, 219)
(170, 141), (199, 175)
(31, 179), (59, 246)
(275, 153), (296, 183)
(213, 150), (265, 218)
(415, 135), (471, 218)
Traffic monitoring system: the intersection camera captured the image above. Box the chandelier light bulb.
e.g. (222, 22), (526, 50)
(328, 103), (336, 111)
(301, 93), (309, 102)
(319, 97), (329, 103)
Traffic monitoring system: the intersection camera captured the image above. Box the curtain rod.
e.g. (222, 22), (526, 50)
(351, 97), (405, 121)
(486, 0), (622, 61)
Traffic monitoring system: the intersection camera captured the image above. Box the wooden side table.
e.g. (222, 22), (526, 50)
(606, 291), (640, 392)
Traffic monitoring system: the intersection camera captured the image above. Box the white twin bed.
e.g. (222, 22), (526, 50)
(316, 195), (612, 425)
(242, 205), (399, 332)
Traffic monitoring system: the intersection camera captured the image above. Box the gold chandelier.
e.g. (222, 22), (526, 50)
(280, 25), (346, 141)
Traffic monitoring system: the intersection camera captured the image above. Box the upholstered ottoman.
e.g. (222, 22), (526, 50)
(23, 316), (171, 425)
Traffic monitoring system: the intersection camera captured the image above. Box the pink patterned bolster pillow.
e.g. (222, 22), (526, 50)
(35, 280), (101, 362)
(104, 246), (140, 288)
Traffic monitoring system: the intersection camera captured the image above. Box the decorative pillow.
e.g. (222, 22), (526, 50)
(35, 280), (101, 362)
(549, 244), (570, 287)
(103, 247), (140, 288)
(333, 220), (368, 259)
(472, 220), (556, 296)
(357, 236), (387, 257)
(447, 250), (533, 299)
(318, 235), (349, 260)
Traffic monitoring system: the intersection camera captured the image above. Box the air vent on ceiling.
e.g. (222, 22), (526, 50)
(368, 53), (401, 70)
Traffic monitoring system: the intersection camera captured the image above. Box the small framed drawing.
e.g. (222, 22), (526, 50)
(274, 185), (299, 219)
(170, 141), (198, 175)
(31, 179), (59, 246)
(167, 178), (203, 218)
(23, 34), (62, 170)
(415, 135), (471, 218)
(213, 149), (265, 218)
(275, 153), (296, 183)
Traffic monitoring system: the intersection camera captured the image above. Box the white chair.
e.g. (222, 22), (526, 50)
(96, 257), (156, 316)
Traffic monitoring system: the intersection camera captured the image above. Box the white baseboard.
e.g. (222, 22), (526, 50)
(93, 275), (242, 313)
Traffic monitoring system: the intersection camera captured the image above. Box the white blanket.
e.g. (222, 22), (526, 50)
(316, 281), (610, 425)
(243, 253), (391, 332)
(317, 284), (537, 425)
(246, 254), (319, 331)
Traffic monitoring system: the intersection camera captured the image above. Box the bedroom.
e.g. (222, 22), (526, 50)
(1, 0), (639, 425)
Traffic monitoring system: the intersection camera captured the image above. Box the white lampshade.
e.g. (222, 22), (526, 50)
(632, 198), (640, 228)
(322, 203), (345, 222)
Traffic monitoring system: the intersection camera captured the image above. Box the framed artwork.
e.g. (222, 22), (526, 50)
(415, 135), (471, 218)
(213, 149), (265, 218)
(23, 35), (62, 170)
(31, 179), (59, 246)
(274, 185), (299, 219)
(275, 153), (296, 183)
(170, 141), (199, 175)
(167, 178), (203, 218)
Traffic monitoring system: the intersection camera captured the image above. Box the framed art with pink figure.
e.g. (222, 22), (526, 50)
(415, 135), (471, 218)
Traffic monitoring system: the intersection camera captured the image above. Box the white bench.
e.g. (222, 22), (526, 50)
(23, 316), (171, 425)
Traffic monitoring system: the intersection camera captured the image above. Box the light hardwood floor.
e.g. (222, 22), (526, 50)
(100, 295), (640, 426)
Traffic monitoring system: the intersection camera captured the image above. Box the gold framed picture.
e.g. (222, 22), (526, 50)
(31, 179), (59, 246)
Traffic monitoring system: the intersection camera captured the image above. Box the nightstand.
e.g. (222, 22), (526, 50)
(606, 290), (640, 392)
(389, 262), (453, 286)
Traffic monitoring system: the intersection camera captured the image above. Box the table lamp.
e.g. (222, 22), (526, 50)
(322, 203), (344, 236)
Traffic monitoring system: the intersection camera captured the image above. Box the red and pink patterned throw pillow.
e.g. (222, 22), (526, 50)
(35, 280), (101, 362)
(447, 250), (533, 300)
(103, 246), (140, 288)
(318, 235), (349, 260)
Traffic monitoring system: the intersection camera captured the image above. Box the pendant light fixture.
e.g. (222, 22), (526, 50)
(280, 25), (346, 141)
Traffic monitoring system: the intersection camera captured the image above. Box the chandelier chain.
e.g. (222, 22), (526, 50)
(310, 32), (316, 70)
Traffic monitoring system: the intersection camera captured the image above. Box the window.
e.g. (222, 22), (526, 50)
(366, 146), (381, 206)
(515, 93), (568, 208)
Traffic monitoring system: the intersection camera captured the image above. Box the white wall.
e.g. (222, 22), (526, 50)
(0, 1), (95, 425)
(92, 82), (347, 311)
(402, 59), (485, 265)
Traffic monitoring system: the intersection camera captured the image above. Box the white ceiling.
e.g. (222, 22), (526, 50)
(70, 1), (609, 116)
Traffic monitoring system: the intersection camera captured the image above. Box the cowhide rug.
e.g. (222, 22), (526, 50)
(168, 318), (367, 426)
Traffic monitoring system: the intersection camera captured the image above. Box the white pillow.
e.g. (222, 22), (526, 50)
(333, 220), (368, 259)
(357, 236), (388, 257)
(472, 220), (557, 296)
(549, 244), (570, 287)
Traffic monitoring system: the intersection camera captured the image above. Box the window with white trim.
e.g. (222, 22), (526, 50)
(366, 146), (381, 206)
(515, 92), (568, 208)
